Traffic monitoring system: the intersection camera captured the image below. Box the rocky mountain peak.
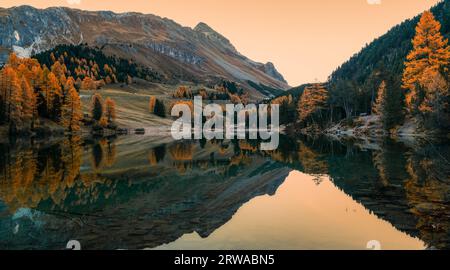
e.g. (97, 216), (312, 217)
(0, 6), (289, 96)
(194, 22), (237, 52)
(263, 62), (287, 84)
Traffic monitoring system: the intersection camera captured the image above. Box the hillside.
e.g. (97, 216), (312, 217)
(79, 84), (174, 131)
(327, 0), (450, 117)
(34, 44), (165, 83)
(0, 5), (289, 98)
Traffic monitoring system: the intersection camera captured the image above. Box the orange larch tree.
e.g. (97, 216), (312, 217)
(61, 79), (82, 132)
(0, 67), (22, 123)
(418, 68), (449, 125)
(9, 72), (23, 128)
(297, 84), (329, 126)
(372, 81), (387, 116)
(47, 72), (62, 119)
(149, 96), (157, 113)
(104, 97), (116, 124)
(402, 11), (450, 115)
(20, 76), (36, 126)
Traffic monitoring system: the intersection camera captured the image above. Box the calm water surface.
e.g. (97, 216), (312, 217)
(0, 135), (448, 250)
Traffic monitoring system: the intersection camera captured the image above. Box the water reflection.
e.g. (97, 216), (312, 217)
(155, 171), (425, 250)
(0, 135), (448, 250)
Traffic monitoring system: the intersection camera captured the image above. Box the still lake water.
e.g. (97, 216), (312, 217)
(0, 135), (448, 250)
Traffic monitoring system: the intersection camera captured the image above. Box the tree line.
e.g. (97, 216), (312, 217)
(0, 52), (117, 134)
(34, 44), (165, 86)
(288, 10), (449, 133)
(328, 1), (449, 119)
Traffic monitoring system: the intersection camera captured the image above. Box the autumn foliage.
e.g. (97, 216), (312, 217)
(61, 78), (83, 131)
(149, 96), (157, 113)
(89, 93), (117, 128)
(0, 53), (83, 132)
(293, 10), (449, 133)
(173, 86), (193, 99)
(105, 98), (117, 123)
(297, 84), (329, 126)
(0, 51), (122, 133)
(402, 11), (450, 126)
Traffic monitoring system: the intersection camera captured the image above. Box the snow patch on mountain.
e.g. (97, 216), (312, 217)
(12, 45), (32, 58)
(14, 31), (20, 42)
(12, 36), (45, 58)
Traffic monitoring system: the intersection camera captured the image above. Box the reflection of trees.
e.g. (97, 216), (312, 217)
(0, 149), (38, 211)
(297, 142), (328, 178)
(404, 145), (450, 249)
(169, 142), (194, 161)
(148, 145), (166, 166)
(104, 140), (116, 167)
(76, 173), (116, 205)
(91, 143), (104, 169)
(326, 138), (450, 249)
(219, 143), (229, 155)
(238, 141), (258, 153)
(3, 135), (448, 249)
(0, 137), (82, 211)
(165, 137), (333, 180)
(164, 140), (264, 176)
(90, 138), (117, 170)
(0, 137), (120, 213)
(372, 141), (410, 188)
(372, 151), (390, 187)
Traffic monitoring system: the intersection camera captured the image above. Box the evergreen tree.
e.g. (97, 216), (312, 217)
(91, 93), (104, 121)
(372, 79), (404, 130)
(154, 99), (166, 118)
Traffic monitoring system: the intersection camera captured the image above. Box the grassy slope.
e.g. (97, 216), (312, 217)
(80, 82), (175, 130)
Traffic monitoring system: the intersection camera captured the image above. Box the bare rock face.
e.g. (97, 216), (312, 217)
(193, 22), (238, 53)
(262, 62), (287, 84)
(0, 6), (289, 96)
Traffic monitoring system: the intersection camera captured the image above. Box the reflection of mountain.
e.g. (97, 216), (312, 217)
(0, 135), (448, 249)
(300, 138), (450, 249)
(0, 137), (290, 249)
(245, 136), (450, 249)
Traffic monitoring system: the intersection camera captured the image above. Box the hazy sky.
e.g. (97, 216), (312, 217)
(0, 0), (442, 86)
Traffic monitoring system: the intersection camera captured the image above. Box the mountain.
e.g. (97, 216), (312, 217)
(0, 5), (289, 97)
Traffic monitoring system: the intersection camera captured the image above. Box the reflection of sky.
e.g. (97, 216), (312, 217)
(154, 171), (425, 250)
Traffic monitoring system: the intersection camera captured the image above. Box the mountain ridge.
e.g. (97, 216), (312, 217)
(0, 5), (289, 98)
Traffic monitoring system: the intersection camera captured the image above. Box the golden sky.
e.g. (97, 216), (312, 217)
(0, 0), (442, 86)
